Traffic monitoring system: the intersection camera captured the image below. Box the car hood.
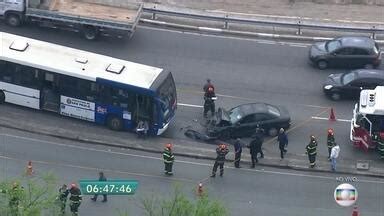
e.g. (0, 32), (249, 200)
(310, 42), (328, 57)
(324, 73), (343, 87)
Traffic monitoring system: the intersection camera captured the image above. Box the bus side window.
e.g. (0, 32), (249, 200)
(0, 61), (12, 83)
(97, 84), (112, 105)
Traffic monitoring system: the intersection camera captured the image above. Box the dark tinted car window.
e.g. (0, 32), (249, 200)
(352, 48), (369, 55)
(254, 114), (268, 122)
(365, 78), (384, 87)
(240, 115), (255, 124)
(349, 79), (366, 87)
(335, 48), (353, 55)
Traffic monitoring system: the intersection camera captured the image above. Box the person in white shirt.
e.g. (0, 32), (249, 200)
(330, 143), (340, 172)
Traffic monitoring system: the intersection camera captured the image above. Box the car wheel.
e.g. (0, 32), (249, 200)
(107, 116), (123, 131)
(268, 128), (278, 137)
(316, 60), (328, 70)
(0, 91), (5, 104)
(364, 64), (373, 69)
(330, 91), (341, 101)
(6, 14), (21, 27)
(83, 25), (99, 40)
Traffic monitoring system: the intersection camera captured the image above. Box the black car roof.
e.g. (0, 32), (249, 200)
(354, 69), (384, 79)
(235, 103), (276, 116)
(338, 36), (376, 49)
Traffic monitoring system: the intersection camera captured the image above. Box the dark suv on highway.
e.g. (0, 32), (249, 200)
(309, 36), (381, 70)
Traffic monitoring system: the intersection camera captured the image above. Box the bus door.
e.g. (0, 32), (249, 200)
(40, 72), (60, 112)
(134, 94), (153, 125)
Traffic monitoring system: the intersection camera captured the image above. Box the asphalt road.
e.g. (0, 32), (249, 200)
(1, 23), (382, 161)
(1, 128), (384, 216)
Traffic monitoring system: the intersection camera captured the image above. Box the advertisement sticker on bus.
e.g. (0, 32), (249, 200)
(60, 96), (95, 122)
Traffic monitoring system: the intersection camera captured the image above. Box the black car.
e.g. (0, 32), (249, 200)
(323, 69), (384, 100)
(309, 36), (381, 69)
(207, 103), (291, 139)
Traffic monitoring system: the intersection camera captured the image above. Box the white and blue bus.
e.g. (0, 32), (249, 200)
(0, 32), (177, 135)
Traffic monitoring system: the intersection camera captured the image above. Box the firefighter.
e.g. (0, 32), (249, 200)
(211, 143), (229, 177)
(203, 79), (215, 93)
(376, 132), (384, 159)
(203, 87), (216, 118)
(327, 128), (336, 160)
(306, 135), (318, 168)
(58, 184), (69, 215)
(69, 183), (82, 216)
(163, 143), (175, 175)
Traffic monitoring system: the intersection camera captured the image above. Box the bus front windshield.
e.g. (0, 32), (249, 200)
(157, 73), (177, 123)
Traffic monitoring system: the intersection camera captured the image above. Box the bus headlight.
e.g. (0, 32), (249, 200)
(324, 85), (333, 90)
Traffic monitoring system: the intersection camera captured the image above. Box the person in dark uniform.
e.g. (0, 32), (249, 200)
(203, 87), (216, 118)
(69, 183), (82, 216)
(91, 172), (107, 202)
(327, 128), (336, 160)
(277, 128), (288, 159)
(58, 184), (69, 215)
(233, 138), (243, 168)
(211, 144), (229, 177)
(306, 135), (318, 168)
(163, 143), (175, 175)
(248, 136), (262, 168)
(251, 126), (265, 158)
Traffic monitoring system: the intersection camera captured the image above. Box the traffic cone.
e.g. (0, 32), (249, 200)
(26, 161), (33, 176)
(197, 182), (203, 196)
(329, 108), (336, 121)
(352, 205), (359, 216)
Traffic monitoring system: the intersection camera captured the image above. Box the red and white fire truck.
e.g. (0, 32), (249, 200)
(350, 86), (384, 152)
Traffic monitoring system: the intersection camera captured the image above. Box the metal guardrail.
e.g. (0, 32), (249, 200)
(142, 5), (384, 38)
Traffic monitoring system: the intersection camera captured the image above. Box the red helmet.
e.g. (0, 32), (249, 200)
(70, 183), (77, 188)
(328, 128), (334, 135)
(165, 143), (172, 149)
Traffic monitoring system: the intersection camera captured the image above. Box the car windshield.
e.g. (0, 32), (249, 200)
(229, 107), (243, 124)
(326, 40), (342, 52)
(267, 105), (281, 117)
(342, 72), (357, 84)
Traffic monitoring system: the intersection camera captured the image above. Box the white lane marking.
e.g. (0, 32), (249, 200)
(311, 116), (351, 123)
(2, 133), (384, 184)
(300, 104), (329, 109)
(288, 44), (309, 48)
(138, 25), (311, 47)
(177, 103), (203, 108)
(0, 155), (195, 183)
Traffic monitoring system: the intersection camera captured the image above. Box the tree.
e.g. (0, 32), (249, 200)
(0, 173), (61, 216)
(140, 184), (229, 216)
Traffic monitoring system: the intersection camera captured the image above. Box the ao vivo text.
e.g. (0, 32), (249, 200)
(335, 176), (358, 182)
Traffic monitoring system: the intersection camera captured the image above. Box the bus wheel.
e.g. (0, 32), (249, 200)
(6, 14), (21, 27)
(82, 25), (99, 40)
(0, 91), (5, 104)
(107, 116), (123, 131)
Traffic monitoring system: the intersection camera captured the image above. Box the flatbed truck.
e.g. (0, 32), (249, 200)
(0, 0), (143, 40)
